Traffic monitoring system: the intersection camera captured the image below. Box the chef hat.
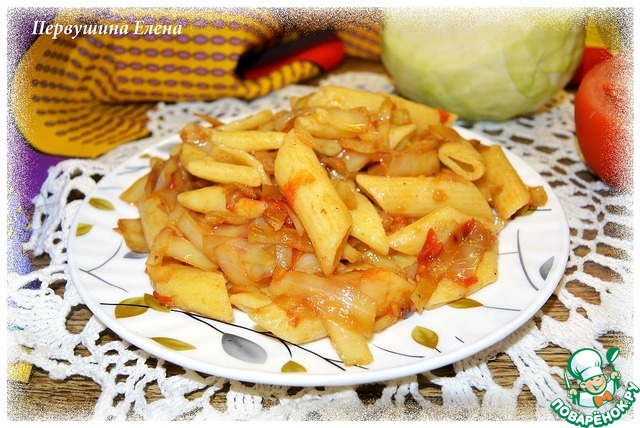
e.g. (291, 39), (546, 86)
(568, 348), (604, 382)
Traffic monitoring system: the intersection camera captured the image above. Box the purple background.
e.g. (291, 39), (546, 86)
(8, 9), (66, 274)
(8, 9), (65, 204)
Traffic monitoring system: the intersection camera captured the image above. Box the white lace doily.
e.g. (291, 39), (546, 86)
(8, 72), (635, 421)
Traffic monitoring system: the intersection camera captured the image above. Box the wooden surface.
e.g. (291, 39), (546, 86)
(7, 57), (632, 421)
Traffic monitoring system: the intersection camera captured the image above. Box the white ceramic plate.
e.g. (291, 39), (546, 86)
(67, 128), (570, 387)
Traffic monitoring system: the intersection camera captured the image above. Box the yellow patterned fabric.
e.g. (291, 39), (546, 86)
(7, 360), (33, 383)
(11, 8), (381, 158)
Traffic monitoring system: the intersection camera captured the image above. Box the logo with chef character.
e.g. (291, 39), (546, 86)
(566, 347), (621, 408)
(550, 347), (639, 427)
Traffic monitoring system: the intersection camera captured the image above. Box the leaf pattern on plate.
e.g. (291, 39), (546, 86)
(520, 208), (537, 217)
(281, 360), (307, 373)
(76, 223), (93, 236)
(144, 293), (171, 313)
(516, 229), (539, 291)
(124, 251), (148, 259)
(221, 333), (267, 364)
(448, 298), (483, 309)
(114, 296), (148, 318)
(411, 326), (439, 349)
(539, 256), (554, 281)
(89, 197), (115, 211)
(156, 142), (178, 154)
(151, 337), (196, 351)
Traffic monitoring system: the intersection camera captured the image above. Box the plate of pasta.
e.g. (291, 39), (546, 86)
(67, 86), (570, 386)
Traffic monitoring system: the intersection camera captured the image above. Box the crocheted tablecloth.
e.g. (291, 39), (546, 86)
(7, 72), (634, 421)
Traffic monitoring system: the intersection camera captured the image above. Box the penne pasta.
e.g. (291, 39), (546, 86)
(209, 130), (285, 151)
(179, 142), (208, 165)
(248, 301), (328, 344)
(415, 249), (498, 311)
(115, 218), (149, 253)
(349, 192), (389, 256)
(409, 218), (498, 311)
(165, 233), (219, 271)
(120, 174), (149, 205)
(149, 264), (233, 322)
(216, 109), (274, 132)
(210, 145), (271, 185)
(117, 85), (546, 367)
(295, 108), (370, 140)
(274, 130), (352, 275)
(178, 186), (266, 219)
(312, 138), (343, 156)
(382, 92), (458, 130)
(137, 194), (170, 248)
(479, 144), (531, 219)
(184, 157), (262, 187)
(294, 85), (388, 112)
(388, 207), (476, 256)
(177, 186), (227, 213)
(437, 139), (486, 181)
(356, 173), (495, 220)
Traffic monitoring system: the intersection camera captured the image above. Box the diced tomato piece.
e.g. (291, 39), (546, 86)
(417, 228), (444, 267)
(153, 291), (174, 308)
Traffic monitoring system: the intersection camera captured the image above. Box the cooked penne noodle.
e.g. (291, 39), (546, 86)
(165, 233), (218, 271)
(117, 85), (546, 367)
(324, 318), (373, 366)
(248, 302), (328, 344)
(177, 186), (228, 213)
(382, 92), (457, 130)
(415, 249), (498, 311)
(120, 174), (149, 205)
(184, 157), (262, 187)
(172, 209), (210, 251)
(349, 192), (389, 256)
(209, 130), (285, 151)
(210, 145), (270, 185)
(388, 207), (476, 256)
(437, 139), (486, 181)
(294, 86), (456, 130)
(294, 85), (387, 112)
(312, 138), (343, 156)
(216, 109), (274, 132)
(115, 218), (149, 253)
(178, 186), (266, 219)
(274, 130), (352, 275)
(479, 144), (531, 219)
(228, 291), (271, 312)
(342, 243), (363, 263)
(356, 173), (495, 220)
(149, 264), (233, 322)
(295, 108), (369, 140)
(137, 194), (170, 248)
(179, 142), (209, 165)
(333, 180), (358, 210)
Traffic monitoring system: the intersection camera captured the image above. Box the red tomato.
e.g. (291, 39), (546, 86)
(574, 51), (633, 191)
(570, 46), (613, 86)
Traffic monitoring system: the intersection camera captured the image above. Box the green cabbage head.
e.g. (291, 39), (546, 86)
(381, 9), (586, 121)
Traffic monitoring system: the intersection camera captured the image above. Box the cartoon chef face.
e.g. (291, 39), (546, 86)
(580, 374), (608, 395)
(568, 348), (609, 396)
